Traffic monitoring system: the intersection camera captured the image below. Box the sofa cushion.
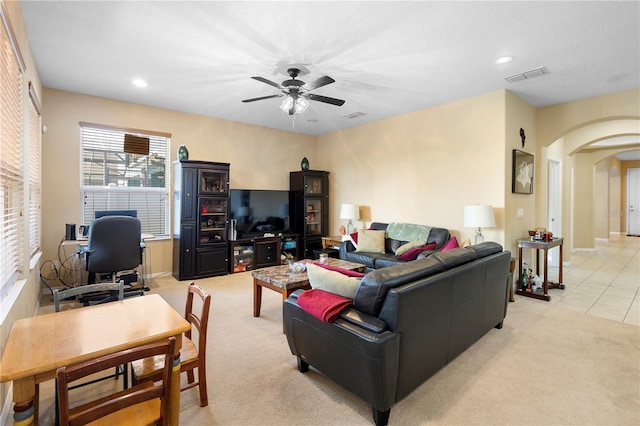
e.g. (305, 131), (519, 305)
(373, 254), (407, 269)
(397, 242), (437, 261)
(355, 229), (386, 253)
(386, 238), (408, 254)
(307, 263), (361, 299)
(394, 241), (426, 256)
(354, 257), (446, 316)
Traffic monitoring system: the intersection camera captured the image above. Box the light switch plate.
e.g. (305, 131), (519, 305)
(517, 208), (524, 218)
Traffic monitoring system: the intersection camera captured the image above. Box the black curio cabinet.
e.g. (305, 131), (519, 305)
(290, 170), (329, 258)
(173, 160), (230, 280)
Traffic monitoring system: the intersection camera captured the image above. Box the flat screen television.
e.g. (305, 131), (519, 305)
(230, 189), (290, 238)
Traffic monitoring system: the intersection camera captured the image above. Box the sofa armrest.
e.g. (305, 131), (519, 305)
(339, 240), (356, 259)
(339, 308), (388, 333)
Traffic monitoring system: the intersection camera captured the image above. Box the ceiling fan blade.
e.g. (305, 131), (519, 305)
(308, 94), (345, 106)
(251, 76), (283, 89)
(304, 76), (335, 91)
(242, 94), (282, 103)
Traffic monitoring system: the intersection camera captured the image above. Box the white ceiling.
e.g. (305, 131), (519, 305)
(20, 0), (640, 156)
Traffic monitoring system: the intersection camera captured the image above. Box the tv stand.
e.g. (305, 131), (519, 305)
(230, 233), (299, 273)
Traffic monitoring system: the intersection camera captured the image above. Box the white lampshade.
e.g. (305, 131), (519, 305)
(340, 203), (359, 220)
(463, 205), (495, 244)
(340, 203), (359, 234)
(463, 205), (496, 228)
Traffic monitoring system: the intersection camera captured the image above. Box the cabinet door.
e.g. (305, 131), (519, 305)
(304, 199), (323, 237)
(231, 240), (254, 273)
(181, 167), (198, 222)
(197, 247), (228, 277)
(180, 224), (197, 278)
(304, 174), (325, 195)
(199, 168), (229, 196)
(199, 198), (227, 245)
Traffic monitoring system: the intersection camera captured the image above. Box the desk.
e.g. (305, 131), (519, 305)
(61, 233), (154, 288)
(516, 238), (564, 301)
(0, 294), (190, 425)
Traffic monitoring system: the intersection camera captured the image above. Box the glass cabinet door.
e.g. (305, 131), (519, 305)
(199, 198), (227, 245)
(305, 199), (322, 236)
(199, 169), (229, 195)
(304, 176), (323, 195)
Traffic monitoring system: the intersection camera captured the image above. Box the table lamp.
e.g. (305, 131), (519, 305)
(463, 205), (496, 244)
(340, 203), (359, 234)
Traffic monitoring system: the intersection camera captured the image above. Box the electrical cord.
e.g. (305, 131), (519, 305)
(40, 235), (84, 295)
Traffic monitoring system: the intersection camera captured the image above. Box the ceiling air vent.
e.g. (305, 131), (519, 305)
(343, 111), (366, 119)
(505, 66), (548, 84)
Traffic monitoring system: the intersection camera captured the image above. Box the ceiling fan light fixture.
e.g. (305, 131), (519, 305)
(296, 96), (310, 113)
(279, 95), (310, 114)
(280, 95), (294, 113)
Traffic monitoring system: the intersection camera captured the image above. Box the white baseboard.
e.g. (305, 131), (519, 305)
(573, 248), (595, 252)
(595, 237), (609, 242)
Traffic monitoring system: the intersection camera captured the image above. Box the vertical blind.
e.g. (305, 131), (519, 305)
(80, 124), (170, 236)
(0, 9), (24, 302)
(28, 83), (41, 256)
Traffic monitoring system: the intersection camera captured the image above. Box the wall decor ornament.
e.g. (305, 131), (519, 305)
(177, 144), (189, 160)
(512, 149), (534, 194)
(301, 157), (310, 171)
(520, 128), (526, 147)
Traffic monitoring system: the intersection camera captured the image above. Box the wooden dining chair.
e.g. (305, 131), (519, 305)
(57, 336), (176, 426)
(131, 282), (211, 406)
(45, 282), (127, 425)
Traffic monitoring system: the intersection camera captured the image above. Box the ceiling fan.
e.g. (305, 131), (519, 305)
(242, 68), (345, 115)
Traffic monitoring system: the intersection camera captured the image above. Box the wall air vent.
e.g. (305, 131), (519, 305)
(505, 66), (548, 84)
(343, 112), (366, 119)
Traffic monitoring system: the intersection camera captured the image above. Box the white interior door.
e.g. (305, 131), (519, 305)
(548, 159), (561, 267)
(627, 168), (640, 236)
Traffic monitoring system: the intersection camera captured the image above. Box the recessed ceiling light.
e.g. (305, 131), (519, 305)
(132, 79), (148, 88)
(494, 56), (514, 65)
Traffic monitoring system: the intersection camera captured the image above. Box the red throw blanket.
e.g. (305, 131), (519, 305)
(297, 289), (353, 323)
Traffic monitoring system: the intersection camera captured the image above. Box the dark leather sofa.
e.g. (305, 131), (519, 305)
(339, 222), (450, 272)
(284, 242), (511, 425)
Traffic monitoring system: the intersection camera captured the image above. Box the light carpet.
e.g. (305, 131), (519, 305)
(34, 272), (640, 425)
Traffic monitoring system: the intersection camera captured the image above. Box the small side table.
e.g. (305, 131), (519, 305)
(516, 237), (564, 301)
(322, 236), (343, 249)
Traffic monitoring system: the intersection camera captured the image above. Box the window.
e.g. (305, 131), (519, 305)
(80, 123), (171, 236)
(28, 83), (41, 256)
(0, 2), (26, 303)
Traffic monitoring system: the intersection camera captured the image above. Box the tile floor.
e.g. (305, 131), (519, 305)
(521, 234), (640, 325)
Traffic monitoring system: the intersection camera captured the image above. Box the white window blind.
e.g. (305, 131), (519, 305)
(80, 124), (170, 236)
(28, 83), (41, 256)
(0, 5), (25, 302)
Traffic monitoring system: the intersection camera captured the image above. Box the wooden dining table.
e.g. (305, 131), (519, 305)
(0, 294), (190, 425)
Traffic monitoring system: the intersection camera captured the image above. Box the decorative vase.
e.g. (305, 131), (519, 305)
(177, 145), (189, 161)
(301, 157), (309, 171)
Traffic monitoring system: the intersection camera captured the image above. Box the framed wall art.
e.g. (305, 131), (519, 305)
(512, 149), (534, 194)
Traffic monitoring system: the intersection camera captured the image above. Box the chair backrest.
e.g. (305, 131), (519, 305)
(87, 215), (142, 273)
(53, 281), (125, 312)
(57, 337), (176, 426)
(185, 283), (211, 359)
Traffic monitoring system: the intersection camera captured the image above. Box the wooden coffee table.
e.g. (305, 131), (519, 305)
(252, 258), (366, 317)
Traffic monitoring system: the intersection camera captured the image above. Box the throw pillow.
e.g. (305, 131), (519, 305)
(439, 236), (460, 252)
(398, 242), (437, 261)
(394, 240), (426, 256)
(307, 263), (361, 299)
(345, 231), (359, 249)
(314, 263), (366, 278)
(460, 238), (471, 247)
(355, 229), (386, 253)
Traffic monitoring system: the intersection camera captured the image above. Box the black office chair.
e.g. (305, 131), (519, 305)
(83, 215), (145, 287)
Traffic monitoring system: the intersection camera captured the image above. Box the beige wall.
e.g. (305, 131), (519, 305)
(41, 89), (316, 279)
(537, 95), (640, 250)
(319, 90), (511, 249)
